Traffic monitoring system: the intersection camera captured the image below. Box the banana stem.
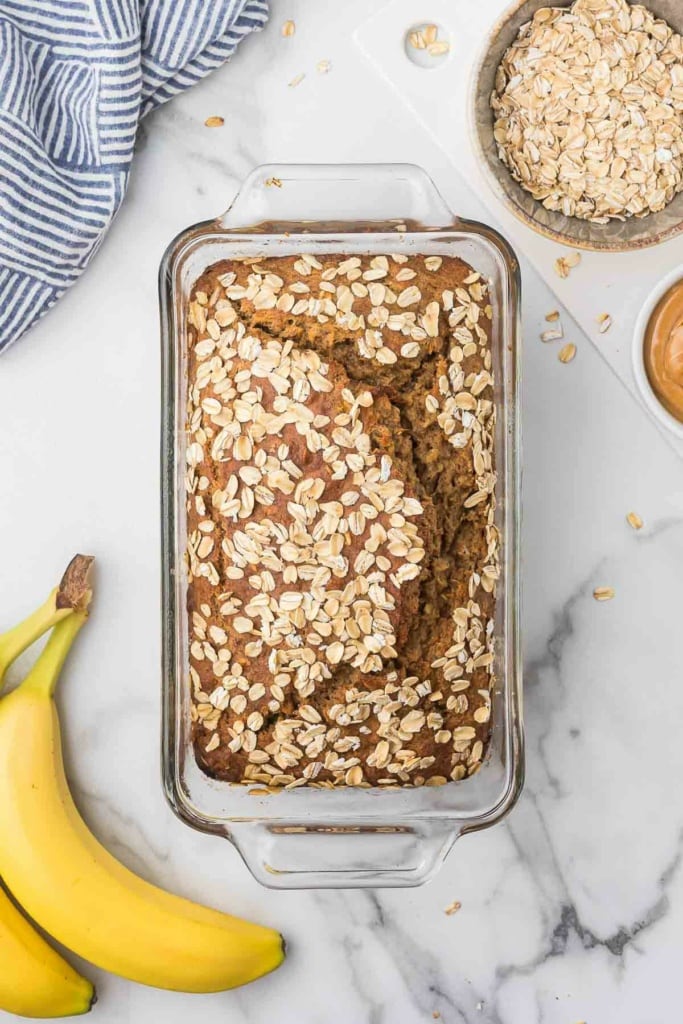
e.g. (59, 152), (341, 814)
(0, 555), (94, 691)
(22, 612), (88, 698)
(0, 591), (71, 685)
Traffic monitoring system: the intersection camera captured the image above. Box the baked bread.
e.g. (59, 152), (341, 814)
(184, 252), (498, 788)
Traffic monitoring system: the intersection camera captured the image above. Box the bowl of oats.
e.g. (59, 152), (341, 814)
(472, 0), (683, 251)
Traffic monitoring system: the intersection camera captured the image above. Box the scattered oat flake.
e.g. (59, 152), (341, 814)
(541, 328), (563, 342)
(593, 587), (615, 602)
(627, 511), (643, 530)
(204, 116), (224, 128)
(281, 19), (295, 36)
(558, 343), (576, 363)
(444, 899), (462, 915)
(317, 59), (331, 73)
(409, 30), (426, 49)
(265, 177), (283, 188)
(423, 24), (438, 44)
(554, 252), (581, 278)
(597, 313), (612, 333)
(428, 40), (450, 56)
(289, 73), (305, 88)
(433, 1014), (441, 1020)
(546, 310), (560, 322)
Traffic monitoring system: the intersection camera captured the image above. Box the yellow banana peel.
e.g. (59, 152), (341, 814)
(0, 884), (94, 1018)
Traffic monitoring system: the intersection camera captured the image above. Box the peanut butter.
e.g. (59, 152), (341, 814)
(644, 280), (683, 423)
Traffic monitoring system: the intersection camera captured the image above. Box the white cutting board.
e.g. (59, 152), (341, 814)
(355, 0), (683, 459)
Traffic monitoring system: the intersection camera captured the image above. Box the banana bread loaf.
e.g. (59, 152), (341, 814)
(184, 251), (498, 788)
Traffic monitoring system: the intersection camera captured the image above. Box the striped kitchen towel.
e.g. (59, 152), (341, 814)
(0, 0), (268, 355)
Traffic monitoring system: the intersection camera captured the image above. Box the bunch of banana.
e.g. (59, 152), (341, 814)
(0, 556), (96, 1018)
(0, 557), (284, 1016)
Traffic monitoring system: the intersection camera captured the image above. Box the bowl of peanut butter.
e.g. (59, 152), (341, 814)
(634, 268), (683, 438)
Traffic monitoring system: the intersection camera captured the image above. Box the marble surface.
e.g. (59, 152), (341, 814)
(1, 1), (683, 1021)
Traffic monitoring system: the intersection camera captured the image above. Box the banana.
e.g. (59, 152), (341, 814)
(0, 556), (96, 1018)
(0, 604), (285, 994)
(0, 885), (94, 1018)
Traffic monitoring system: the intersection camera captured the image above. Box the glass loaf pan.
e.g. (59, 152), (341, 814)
(159, 163), (523, 888)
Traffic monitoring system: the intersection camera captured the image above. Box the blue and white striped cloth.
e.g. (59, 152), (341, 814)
(0, 0), (268, 354)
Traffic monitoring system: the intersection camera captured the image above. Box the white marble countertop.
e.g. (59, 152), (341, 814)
(1, 1), (683, 1021)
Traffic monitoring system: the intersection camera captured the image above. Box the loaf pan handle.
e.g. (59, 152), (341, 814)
(218, 163), (457, 231)
(227, 819), (460, 889)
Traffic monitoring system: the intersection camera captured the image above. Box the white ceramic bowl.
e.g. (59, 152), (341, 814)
(633, 266), (683, 441)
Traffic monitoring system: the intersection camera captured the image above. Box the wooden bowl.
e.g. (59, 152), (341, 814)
(471, 0), (683, 252)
